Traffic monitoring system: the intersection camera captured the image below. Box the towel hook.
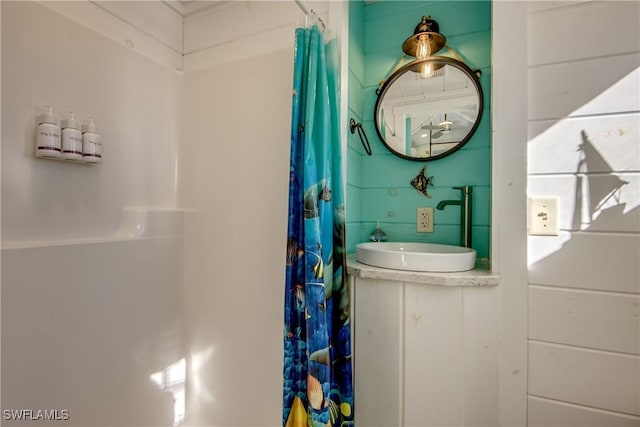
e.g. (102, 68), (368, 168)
(350, 118), (372, 156)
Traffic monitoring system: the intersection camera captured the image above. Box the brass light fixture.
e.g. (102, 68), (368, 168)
(376, 14), (450, 93)
(402, 15), (446, 59)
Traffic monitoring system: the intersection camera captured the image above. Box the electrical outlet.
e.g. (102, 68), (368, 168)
(529, 197), (559, 236)
(417, 207), (434, 232)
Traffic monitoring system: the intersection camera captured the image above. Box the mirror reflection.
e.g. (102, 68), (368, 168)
(375, 57), (483, 161)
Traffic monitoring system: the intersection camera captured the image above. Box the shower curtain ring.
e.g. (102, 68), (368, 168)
(350, 118), (372, 156)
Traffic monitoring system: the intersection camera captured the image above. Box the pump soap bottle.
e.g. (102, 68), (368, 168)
(369, 221), (388, 242)
(61, 111), (83, 161)
(82, 115), (102, 163)
(35, 106), (61, 159)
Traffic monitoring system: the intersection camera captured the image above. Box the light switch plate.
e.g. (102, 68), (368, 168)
(529, 197), (559, 236)
(417, 207), (434, 233)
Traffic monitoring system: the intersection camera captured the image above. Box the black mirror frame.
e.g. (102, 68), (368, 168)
(374, 56), (484, 161)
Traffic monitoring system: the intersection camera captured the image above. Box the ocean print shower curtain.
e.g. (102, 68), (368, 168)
(283, 25), (354, 427)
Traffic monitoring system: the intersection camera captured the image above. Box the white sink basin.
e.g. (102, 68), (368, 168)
(356, 242), (476, 272)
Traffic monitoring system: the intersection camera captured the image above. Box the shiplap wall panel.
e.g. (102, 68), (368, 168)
(528, 174), (640, 232)
(528, 232), (640, 293)
(528, 3), (640, 421)
(527, 1), (590, 14)
(353, 279), (402, 426)
(528, 396), (640, 427)
(528, 54), (640, 121)
(39, 1), (182, 70)
(528, 113), (640, 173)
(182, 1), (330, 71)
(529, 286), (640, 354)
(183, 1), (328, 54)
(184, 1), (295, 53)
(529, 342), (640, 415)
(404, 284), (462, 426)
(528, 1), (640, 67)
(93, 1), (183, 52)
(462, 288), (500, 426)
(183, 24), (295, 71)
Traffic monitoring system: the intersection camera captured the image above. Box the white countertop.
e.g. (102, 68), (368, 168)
(346, 254), (499, 287)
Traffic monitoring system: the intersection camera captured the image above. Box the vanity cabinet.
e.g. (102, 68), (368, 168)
(349, 263), (500, 426)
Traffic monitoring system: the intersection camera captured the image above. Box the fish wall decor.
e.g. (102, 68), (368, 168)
(411, 166), (434, 197)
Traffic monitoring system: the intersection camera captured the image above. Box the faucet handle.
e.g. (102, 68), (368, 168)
(453, 185), (472, 194)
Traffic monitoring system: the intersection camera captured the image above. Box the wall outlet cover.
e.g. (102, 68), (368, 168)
(417, 207), (434, 233)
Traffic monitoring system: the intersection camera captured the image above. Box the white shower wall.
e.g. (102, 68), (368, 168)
(180, 49), (292, 427)
(1, 1), (184, 425)
(179, 2), (333, 424)
(1, 1), (183, 244)
(2, 236), (185, 426)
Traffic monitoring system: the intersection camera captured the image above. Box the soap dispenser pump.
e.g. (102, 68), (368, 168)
(82, 115), (102, 163)
(369, 221), (388, 242)
(61, 111), (83, 161)
(35, 106), (61, 159)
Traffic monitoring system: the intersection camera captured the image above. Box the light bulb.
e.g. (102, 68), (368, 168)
(420, 63), (434, 79)
(415, 34), (431, 60)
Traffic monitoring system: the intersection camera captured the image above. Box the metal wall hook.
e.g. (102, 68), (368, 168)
(350, 118), (372, 156)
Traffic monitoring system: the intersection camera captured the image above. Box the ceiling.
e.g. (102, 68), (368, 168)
(165, 0), (230, 18)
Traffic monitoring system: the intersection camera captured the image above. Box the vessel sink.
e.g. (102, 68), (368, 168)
(356, 242), (476, 272)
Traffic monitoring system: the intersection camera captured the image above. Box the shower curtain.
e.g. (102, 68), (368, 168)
(283, 25), (354, 427)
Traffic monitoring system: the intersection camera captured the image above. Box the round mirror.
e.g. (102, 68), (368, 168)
(374, 56), (483, 161)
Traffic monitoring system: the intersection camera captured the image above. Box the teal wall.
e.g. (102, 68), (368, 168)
(347, 0), (366, 254)
(346, 1), (492, 259)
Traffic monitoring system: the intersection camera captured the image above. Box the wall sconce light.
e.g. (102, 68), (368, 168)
(377, 13), (478, 93)
(402, 16), (446, 59)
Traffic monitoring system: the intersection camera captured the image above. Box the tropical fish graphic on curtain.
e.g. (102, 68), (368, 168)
(283, 25), (354, 427)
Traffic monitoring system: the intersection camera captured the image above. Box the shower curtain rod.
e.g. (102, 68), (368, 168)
(294, 0), (326, 31)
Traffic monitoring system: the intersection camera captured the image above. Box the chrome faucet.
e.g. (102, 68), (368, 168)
(436, 186), (473, 248)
